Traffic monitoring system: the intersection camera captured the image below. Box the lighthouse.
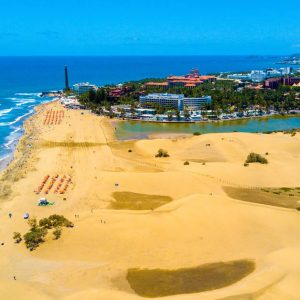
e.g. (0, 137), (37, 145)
(64, 66), (70, 91)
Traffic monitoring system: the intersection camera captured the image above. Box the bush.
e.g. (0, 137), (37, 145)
(155, 149), (170, 158)
(53, 227), (62, 240)
(20, 215), (74, 250)
(128, 149), (132, 153)
(193, 132), (201, 136)
(184, 161), (190, 165)
(13, 232), (22, 244)
(244, 163), (249, 167)
(39, 215), (74, 229)
(23, 227), (47, 250)
(245, 153), (268, 164)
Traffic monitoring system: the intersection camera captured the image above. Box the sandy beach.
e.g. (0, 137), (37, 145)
(0, 101), (300, 299)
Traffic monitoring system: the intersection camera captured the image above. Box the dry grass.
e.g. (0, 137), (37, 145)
(111, 192), (172, 210)
(40, 141), (104, 148)
(127, 259), (255, 298)
(223, 186), (300, 209)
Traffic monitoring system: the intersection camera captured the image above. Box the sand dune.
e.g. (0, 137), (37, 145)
(0, 101), (300, 299)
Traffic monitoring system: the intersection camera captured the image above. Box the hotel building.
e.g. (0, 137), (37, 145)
(73, 82), (98, 95)
(140, 93), (212, 111)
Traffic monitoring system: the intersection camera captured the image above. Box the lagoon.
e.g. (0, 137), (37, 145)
(115, 116), (300, 140)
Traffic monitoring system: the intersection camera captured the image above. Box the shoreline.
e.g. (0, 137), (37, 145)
(0, 98), (58, 173)
(113, 112), (300, 124)
(0, 100), (59, 200)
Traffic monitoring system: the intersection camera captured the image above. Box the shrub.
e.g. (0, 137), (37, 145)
(21, 215), (73, 250)
(155, 149), (170, 158)
(23, 227), (47, 250)
(128, 149), (132, 153)
(244, 163), (249, 167)
(53, 227), (62, 240)
(13, 232), (22, 244)
(28, 217), (38, 230)
(184, 161), (190, 165)
(193, 132), (201, 136)
(245, 153), (268, 164)
(39, 215), (74, 229)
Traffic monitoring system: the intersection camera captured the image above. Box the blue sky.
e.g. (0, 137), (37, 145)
(0, 0), (299, 55)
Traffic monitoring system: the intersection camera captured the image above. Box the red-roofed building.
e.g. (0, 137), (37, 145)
(144, 70), (216, 89)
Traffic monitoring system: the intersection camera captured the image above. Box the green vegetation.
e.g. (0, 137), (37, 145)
(39, 214), (74, 229)
(111, 192), (172, 210)
(127, 260), (255, 298)
(193, 132), (202, 136)
(155, 149), (170, 158)
(53, 227), (62, 240)
(16, 215), (73, 251)
(13, 232), (22, 244)
(245, 153), (268, 164)
(23, 219), (48, 250)
(78, 78), (300, 116)
(184, 161), (190, 165)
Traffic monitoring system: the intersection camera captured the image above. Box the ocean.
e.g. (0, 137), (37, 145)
(0, 55), (297, 167)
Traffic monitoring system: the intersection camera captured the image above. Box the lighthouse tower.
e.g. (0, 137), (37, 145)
(64, 66), (70, 91)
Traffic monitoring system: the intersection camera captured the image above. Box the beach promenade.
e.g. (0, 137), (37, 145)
(0, 101), (300, 299)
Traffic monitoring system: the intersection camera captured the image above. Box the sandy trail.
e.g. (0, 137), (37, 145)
(0, 101), (300, 299)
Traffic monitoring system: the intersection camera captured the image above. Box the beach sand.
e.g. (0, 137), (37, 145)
(0, 101), (300, 299)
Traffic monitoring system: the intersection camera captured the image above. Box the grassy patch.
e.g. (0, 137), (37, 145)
(111, 192), (172, 210)
(127, 260), (255, 298)
(223, 187), (300, 209)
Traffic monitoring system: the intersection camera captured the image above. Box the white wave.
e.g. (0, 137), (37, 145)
(11, 127), (22, 134)
(4, 97), (18, 101)
(4, 138), (18, 149)
(0, 108), (14, 117)
(0, 155), (10, 163)
(15, 92), (41, 96)
(0, 110), (33, 127)
(16, 99), (36, 106)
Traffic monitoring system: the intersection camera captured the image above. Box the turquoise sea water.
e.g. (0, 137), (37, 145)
(0, 56), (299, 165)
(115, 116), (300, 140)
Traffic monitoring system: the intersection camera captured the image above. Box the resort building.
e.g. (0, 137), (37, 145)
(264, 77), (283, 89)
(283, 77), (300, 86)
(183, 96), (212, 110)
(250, 71), (267, 82)
(73, 82), (98, 95)
(227, 74), (251, 81)
(144, 69), (216, 89)
(139, 93), (212, 111)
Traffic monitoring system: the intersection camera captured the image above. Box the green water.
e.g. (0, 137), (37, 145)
(114, 116), (300, 140)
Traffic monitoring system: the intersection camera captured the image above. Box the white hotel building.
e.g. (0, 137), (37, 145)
(139, 93), (212, 111)
(73, 82), (98, 95)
